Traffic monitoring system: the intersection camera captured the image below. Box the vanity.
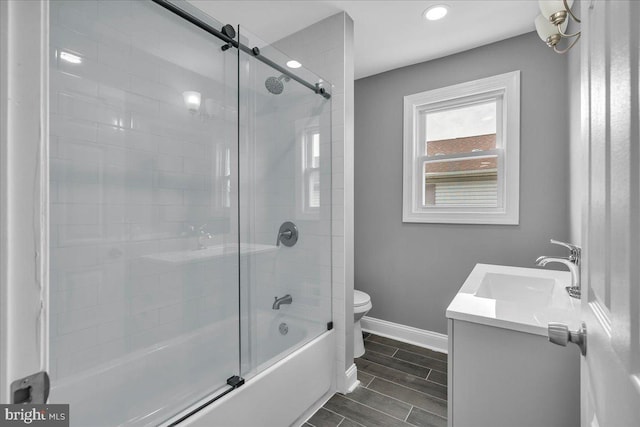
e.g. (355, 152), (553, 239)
(446, 264), (581, 427)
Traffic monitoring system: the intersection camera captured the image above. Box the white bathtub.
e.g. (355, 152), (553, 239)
(180, 330), (335, 427)
(243, 310), (329, 377)
(48, 311), (334, 427)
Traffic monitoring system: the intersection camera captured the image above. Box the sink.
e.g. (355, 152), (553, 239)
(142, 243), (277, 265)
(475, 272), (555, 307)
(446, 264), (582, 427)
(446, 263), (581, 336)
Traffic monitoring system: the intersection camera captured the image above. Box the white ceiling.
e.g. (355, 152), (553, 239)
(188, 1), (540, 79)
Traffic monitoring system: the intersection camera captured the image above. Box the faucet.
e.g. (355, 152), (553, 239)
(272, 294), (292, 310)
(183, 224), (214, 250)
(536, 239), (582, 298)
(197, 225), (213, 250)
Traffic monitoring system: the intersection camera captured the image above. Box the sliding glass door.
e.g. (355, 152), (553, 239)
(48, 1), (239, 424)
(238, 27), (333, 379)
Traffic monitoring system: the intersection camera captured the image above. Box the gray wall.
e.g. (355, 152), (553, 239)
(354, 32), (570, 335)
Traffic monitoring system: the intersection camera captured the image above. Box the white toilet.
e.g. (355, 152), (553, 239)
(353, 290), (372, 358)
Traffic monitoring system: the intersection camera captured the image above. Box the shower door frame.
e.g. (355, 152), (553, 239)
(0, 0), (50, 403)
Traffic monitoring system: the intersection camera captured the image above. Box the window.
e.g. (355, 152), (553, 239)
(303, 128), (321, 210)
(402, 71), (520, 224)
(295, 118), (322, 219)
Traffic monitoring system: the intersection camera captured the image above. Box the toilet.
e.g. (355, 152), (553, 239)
(353, 290), (373, 358)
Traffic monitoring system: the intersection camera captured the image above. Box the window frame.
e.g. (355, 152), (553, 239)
(402, 71), (520, 224)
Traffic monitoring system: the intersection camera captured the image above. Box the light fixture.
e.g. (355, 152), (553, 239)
(424, 5), (448, 21)
(286, 60), (302, 69)
(60, 51), (82, 64)
(182, 91), (201, 113)
(535, 0), (581, 54)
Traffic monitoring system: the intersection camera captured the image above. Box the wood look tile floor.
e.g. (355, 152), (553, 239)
(305, 333), (448, 427)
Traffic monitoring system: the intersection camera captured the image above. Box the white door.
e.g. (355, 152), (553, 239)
(581, 0), (640, 426)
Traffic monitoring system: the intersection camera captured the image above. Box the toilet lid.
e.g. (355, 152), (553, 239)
(354, 290), (371, 307)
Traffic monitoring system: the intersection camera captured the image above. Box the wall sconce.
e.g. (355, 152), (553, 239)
(535, 0), (581, 54)
(182, 91), (201, 113)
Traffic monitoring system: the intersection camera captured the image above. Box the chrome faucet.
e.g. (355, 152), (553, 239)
(183, 224), (214, 250)
(272, 294), (292, 310)
(536, 239), (582, 298)
(196, 225), (213, 250)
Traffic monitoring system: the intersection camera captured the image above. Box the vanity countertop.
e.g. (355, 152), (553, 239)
(446, 263), (582, 336)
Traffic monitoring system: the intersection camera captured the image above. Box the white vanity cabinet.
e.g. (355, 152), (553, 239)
(446, 264), (581, 427)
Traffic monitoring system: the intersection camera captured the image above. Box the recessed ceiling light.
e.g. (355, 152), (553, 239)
(286, 60), (302, 69)
(60, 51), (82, 64)
(424, 5), (448, 21)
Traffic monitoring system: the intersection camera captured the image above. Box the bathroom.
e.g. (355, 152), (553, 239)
(0, 0), (638, 426)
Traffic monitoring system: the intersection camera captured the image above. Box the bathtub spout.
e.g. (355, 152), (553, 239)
(272, 294), (292, 310)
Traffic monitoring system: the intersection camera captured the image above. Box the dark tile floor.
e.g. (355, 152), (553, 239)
(304, 333), (448, 427)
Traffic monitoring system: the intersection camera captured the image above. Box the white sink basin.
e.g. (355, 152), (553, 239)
(142, 243), (277, 265)
(446, 264), (581, 336)
(475, 273), (555, 307)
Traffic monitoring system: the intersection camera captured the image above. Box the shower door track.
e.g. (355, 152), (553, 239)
(150, 0), (332, 99)
(167, 376), (244, 426)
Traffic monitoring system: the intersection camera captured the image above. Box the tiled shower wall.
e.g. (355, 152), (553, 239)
(49, 0), (238, 380)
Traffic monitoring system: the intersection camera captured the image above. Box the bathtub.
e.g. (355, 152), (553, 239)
(177, 310), (335, 427)
(180, 329), (335, 427)
(47, 311), (334, 426)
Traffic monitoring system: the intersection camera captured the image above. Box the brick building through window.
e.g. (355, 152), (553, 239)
(424, 133), (497, 206)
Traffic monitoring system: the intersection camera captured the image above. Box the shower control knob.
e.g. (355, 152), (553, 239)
(547, 322), (587, 356)
(276, 222), (298, 247)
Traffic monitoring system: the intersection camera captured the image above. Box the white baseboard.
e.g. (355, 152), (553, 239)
(344, 363), (359, 393)
(361, 316), (448, 354)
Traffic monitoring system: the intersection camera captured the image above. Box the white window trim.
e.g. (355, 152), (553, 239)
(402, 70), (520, 225)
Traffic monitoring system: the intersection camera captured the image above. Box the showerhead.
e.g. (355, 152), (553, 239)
(265, 75), (290, 95)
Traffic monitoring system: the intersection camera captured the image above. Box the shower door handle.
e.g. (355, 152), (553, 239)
(276, 222), (298, 247)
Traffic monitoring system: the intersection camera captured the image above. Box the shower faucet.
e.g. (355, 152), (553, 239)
(272, 294), (292, 310)
(276, 221), (298, 247)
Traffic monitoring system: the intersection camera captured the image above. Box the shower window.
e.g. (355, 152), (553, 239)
(294, 119), (324, 219)
(402, 71), (520, 224)
(304, 127), (321, 211)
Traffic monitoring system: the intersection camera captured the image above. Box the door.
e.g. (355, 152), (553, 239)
(581, 0), (640, 426)
(3, 0), (243, 425)
(236, 26), (333, 378)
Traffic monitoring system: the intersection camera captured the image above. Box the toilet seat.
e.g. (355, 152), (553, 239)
(354, 290), (371, 307)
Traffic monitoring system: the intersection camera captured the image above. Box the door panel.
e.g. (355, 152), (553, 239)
(582, 1), (640, 426)
(47, 1), (239, 425)
(237, 26), (333, 379)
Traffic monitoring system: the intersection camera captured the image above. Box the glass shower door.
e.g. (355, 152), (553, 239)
(238, 28), (333, 378)
(48, 1), (239, 425)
